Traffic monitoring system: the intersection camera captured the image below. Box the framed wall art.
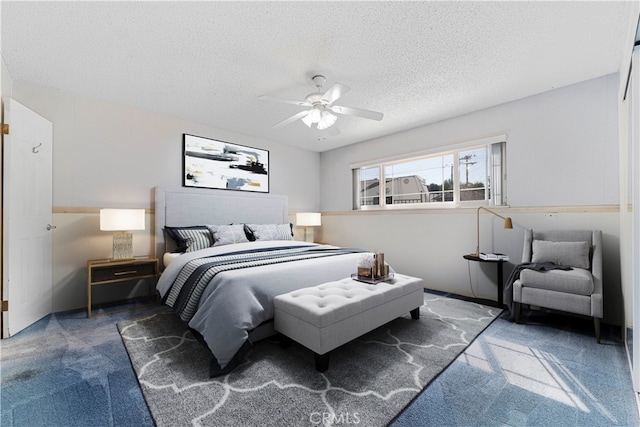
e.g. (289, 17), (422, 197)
(183, 133), (269, 193)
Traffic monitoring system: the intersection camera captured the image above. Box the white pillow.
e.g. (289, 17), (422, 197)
(531, 240), (590, 269)
(163, 252), (181, 268)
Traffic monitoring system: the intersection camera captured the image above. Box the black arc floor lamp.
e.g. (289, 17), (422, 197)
(472, 206), (513, 256)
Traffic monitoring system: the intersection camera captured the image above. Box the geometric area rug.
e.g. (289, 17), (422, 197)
(117, 292), (500, 427)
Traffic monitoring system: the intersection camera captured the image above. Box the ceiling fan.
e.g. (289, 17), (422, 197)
(258, 75), (384, 131)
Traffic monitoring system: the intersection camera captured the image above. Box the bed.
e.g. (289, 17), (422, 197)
(153, 186), (371, 376)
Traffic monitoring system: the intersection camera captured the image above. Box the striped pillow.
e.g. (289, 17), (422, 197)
(165, 226), (213, 253)
(246, 223), (293, 241)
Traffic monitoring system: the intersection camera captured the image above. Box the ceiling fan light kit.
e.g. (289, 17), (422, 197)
(301, 105), (337, 130)
(259, 74), (383, 132)
(317, 110), (337, 130)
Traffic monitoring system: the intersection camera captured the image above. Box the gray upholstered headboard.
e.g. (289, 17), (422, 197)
(154, 186), (288, 259)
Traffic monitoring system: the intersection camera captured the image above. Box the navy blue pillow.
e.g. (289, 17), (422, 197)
(244, 224), (256, 241)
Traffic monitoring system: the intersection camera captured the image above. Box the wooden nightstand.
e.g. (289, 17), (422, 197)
(87, 257), (159, 318)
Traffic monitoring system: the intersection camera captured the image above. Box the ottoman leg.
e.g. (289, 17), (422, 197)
(410, 307), (420, 320)
(315, 352), (330, 372)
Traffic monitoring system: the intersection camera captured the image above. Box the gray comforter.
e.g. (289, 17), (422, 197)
(156, 241), (368, 369)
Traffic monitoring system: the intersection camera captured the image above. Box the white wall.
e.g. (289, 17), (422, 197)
(321, 74), (619, 211)
(13, 82), (320, 211)
(319, 74), (623, 325)
(319, 208), (621, 324)
(10, 81), (321, 312)
(4, 73), (624, 324)
(1, 58), (11, 99)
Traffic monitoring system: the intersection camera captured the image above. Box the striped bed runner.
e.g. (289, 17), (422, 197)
(164, 245), (365, 322)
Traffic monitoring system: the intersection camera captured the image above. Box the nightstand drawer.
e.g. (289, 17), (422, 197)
(90, 261), (157, 284)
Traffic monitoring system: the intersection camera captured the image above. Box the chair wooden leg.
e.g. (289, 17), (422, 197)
(514, 302), (521, 324)
(594, 317), (601, 344)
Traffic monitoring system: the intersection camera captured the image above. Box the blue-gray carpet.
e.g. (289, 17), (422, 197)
(392, 305), (640, 426)
(1, 301), (163, 427)
(1, 296), (639, 426)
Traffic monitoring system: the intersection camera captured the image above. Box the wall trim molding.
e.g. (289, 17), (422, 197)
(322, 205), (619, 216)
(53, 205), (619, 216)
(53, 207), (154, 214)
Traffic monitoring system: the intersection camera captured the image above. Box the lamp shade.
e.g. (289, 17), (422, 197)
(100, 209), (145, 231)
(472, 206), (513, 256)
(296, 212), (321, 227)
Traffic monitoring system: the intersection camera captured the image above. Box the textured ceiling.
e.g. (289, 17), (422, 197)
(1, 1), (635, 152)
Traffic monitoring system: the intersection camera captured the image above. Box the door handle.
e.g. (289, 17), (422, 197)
(46, 224), (56, 231)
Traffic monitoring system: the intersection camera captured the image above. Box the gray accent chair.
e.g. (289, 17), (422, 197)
(513, 229), (603, 342)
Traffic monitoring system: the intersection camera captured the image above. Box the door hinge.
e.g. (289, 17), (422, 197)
(1, 301), (8, 312)
(2, 124), (8, 135)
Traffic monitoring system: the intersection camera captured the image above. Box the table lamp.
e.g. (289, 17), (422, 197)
(100, 208), (146, 259)
(296, 212), (321, 243)
(472, 206), (513, 256)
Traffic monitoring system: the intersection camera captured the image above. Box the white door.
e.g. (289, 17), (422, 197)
(2, 98), (53, 337)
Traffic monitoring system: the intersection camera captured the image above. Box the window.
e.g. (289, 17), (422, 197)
(353, 137), (506, 209)
(359, 166), (381, 206)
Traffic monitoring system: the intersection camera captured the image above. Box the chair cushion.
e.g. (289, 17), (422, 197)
(531, 240), (590, 269)
(520, 267), (594, 296)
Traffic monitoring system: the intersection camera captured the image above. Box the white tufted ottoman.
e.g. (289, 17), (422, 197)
(273, 274), (424, 372)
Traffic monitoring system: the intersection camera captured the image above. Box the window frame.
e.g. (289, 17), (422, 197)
(352, 135), (507, 210)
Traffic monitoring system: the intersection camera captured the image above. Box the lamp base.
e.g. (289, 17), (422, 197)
(304, 227), (315, 243)
(112, 231), (134, 259)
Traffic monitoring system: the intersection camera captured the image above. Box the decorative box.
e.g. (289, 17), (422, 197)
(357, 267), (373, 277)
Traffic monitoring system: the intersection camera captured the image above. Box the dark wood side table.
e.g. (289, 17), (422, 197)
(463, 254), (506, 308)
(87, 257), (159, 318)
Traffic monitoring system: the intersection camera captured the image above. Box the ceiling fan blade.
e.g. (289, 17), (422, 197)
(321, 83), (350, 104)
(329, 105), (384, 121)
(258, 95), (311, 107)
(272, 110), (310, 129)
